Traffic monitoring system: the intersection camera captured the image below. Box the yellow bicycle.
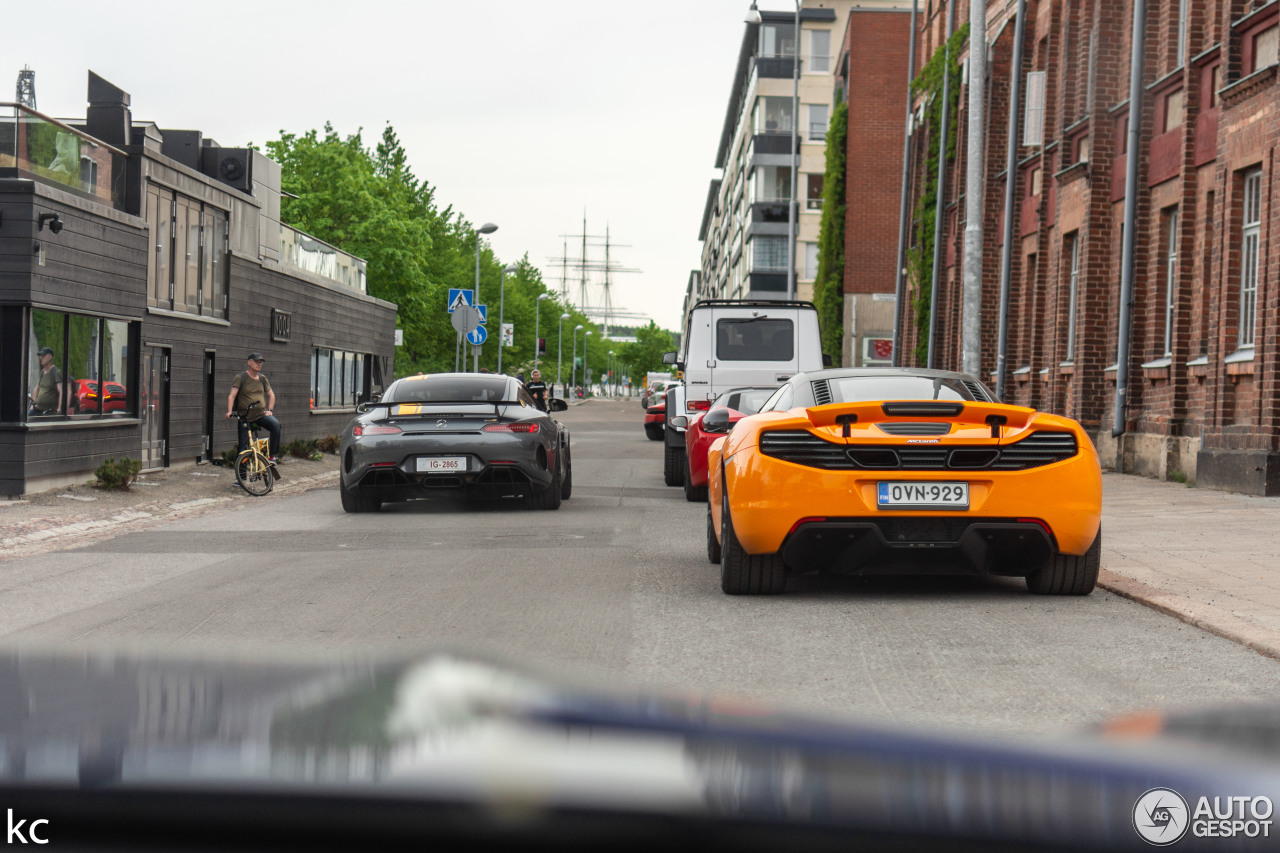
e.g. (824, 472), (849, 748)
(234, 405), (275, 496)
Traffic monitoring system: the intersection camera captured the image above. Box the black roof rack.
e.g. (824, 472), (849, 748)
(690, 298), (817, 310)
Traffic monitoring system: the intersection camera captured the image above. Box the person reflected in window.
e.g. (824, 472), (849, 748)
(29, 347), (64, 415)
(226, 352), (281, 462)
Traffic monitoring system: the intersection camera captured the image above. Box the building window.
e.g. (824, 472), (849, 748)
(758, 22), (796, 58)
(754, 96), (794, 133)
(146, 183), (228, 319)
(1163, 88), (1184, 132)
(808, 104), (829, 140)
(1163, 208), (1179, 356)
(750, 165), (792, 203)
(808, 29), (831, 73)
(1239, 170), (1262, 348)
(1253, 25), (1279, 74)
(750, 236), (789, 272)
(1177, 0), (1189, 66)
(1065, 233), (1079, 362)
(807, 173), (824, 209)
(1023, 71), (1046, 146)
(311, 347), (367, 410)
(26, 309), (137, 421)
(803, 242), (819, 280)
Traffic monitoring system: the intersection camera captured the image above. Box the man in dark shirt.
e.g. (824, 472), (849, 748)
(226, 352), (281, 460)
(525, 369), (548, 412)
(29, 347), (64, 415)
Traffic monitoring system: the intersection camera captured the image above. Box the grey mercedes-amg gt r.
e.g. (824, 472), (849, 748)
(338, 373), (571, 512)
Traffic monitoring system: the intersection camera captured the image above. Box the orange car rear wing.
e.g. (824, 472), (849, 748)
(804, 401), (1038, 438)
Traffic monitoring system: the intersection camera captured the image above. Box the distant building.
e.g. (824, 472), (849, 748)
(0, 72), (395, 496)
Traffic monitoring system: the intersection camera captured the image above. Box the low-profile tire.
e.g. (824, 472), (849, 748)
(663, 442), (685, 487)
(529, 465), (562, 510)
(644, 423), (663, 441)
(684, 459), (707, 502)
(560, 445), (573, 500)
(1026, 526), (1100, 595)
(720, 480), (786, 595)
(707, 506), (721, 564)
(339, 476), (381, 513)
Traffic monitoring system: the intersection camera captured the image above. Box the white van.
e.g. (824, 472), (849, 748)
(661, 300), (828, 486)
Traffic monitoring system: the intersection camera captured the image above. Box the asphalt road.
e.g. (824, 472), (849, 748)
(4, 397), (1280, 734)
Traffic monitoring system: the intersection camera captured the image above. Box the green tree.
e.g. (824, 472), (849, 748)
(813, 100), (847, 365)
(616, 321), (677, 377)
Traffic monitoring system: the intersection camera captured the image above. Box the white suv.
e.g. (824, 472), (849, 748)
(661, 300), (828, 486)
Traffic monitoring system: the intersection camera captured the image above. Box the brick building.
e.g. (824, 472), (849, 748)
(899, 0), (1280, 494)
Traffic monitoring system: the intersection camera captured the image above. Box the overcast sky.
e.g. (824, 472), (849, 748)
(7, 0), (788, 332)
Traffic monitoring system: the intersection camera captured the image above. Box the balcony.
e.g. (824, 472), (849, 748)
(279, 224), (368, 293)
(0, 103), (126, 208)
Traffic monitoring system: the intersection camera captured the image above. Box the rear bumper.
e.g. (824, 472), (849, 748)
(340, 431), (556, 499)
(780, 518), (1055, 576)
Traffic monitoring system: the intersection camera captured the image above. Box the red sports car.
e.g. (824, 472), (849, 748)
(70, 379), (127, 414)
(644, 399), (666, 441)
(675, 387), (777, 502)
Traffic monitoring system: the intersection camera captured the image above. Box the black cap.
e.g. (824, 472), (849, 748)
(38, 347), (54, 357)
(247, 352), (265, 362)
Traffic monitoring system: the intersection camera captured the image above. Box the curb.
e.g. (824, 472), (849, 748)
(1098, 568), (1280, 662)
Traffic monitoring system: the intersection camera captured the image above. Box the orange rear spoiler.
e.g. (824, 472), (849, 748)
(805, 401), (1038, 437)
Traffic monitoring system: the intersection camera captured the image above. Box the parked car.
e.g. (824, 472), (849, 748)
(675, 386), (778, 502)
(706, 367), (1102, 596)
(661, 299), (828, 487)
(338, 373), (572, 512)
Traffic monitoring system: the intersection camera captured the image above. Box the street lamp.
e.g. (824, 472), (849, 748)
(558, 313), (570, 395)
(472, 222), (498, 372)
(608, 350), (615, 396)
(535, 294), (551, 373)
(572, 324), (584, 391)
(584, 331), (593, 392)
(497, 263), (518, 374)
(744, 1), (799, 300)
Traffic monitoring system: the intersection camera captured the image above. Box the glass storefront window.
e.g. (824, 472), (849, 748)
(25, 310), (136, 421)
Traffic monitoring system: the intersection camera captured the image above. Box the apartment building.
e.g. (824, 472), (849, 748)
(698, 3), (859, 307)
(900, 0), (1280, 494)
(0, 72), (395, 496)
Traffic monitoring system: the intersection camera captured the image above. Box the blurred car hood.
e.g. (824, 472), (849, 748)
(0, 647), (1276, 851)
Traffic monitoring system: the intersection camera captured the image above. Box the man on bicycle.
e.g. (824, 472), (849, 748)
(226, 352), (281, 462)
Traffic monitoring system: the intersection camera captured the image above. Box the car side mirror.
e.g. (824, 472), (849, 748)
(701, 407), (733, 434)
(822, 353), (833, 367)
(548, 398), (568, 412)
(662, 351), (678, 365)
(671, 415), (688, 429)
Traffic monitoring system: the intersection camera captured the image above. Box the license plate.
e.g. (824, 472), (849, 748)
(877, 481), (969, 510)
(416, 456), (468, 473)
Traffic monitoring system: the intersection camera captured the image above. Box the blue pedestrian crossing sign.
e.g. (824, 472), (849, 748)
(475, 304), (487, 324)
(467, 325), (488, 345)
(448, 289), (473, 312)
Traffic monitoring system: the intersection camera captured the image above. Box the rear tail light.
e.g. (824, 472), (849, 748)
(687, 400), (711, 413)
(353, 424), (403, 437)
(483, 423), (539, 433)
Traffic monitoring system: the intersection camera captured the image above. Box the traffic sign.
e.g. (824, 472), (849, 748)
(451, 305), (481, 335)
(467, 325), (488, 345)
(448, 289), (473, 312)
(475, 305), (488, 324)
(501, 323), (514, 346)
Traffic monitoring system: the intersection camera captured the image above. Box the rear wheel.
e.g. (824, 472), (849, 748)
(684, 457), (707, 502)
(339, 476), (381, 513)
(707, 506), (721, 564)
(720, 479), (786, 595)
(1026, 527), (1100, 595)
(530, 465), (562, 510)
(235, 451), (274, 496)
(663, 441), (685, 487)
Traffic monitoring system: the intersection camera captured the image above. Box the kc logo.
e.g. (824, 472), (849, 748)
(7, 809), (49, 845)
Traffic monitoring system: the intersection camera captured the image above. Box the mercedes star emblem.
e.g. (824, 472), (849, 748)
(436, 419), (448, 428)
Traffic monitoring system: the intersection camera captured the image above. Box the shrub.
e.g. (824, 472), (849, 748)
(316, 435), (340, 454)
(219, 445), (239, 467)
(94, 457), (142, 490)
(285, 438), (319, 459)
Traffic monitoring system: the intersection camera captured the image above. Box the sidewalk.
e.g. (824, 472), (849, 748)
(2, 461), (1278, 659)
